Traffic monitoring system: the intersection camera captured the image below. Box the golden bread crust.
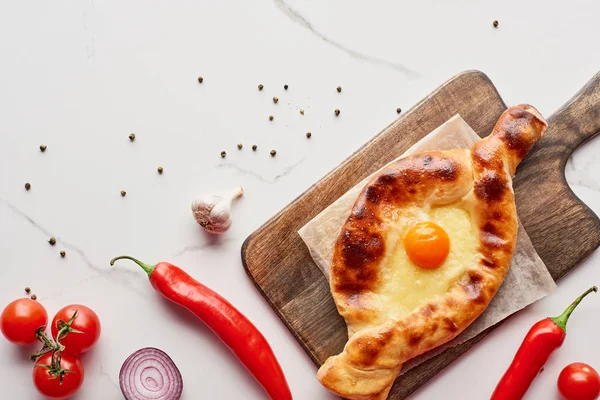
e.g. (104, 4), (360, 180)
(317, 105), (548, 399)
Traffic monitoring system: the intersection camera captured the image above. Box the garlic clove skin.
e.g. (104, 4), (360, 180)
(191, 195), (219, 230)
(206, 200), (233, 233)
(191, 187), (243, 234)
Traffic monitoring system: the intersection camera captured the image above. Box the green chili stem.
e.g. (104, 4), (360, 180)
(110, 255), (156, 277)
(550, 286), (597, 333)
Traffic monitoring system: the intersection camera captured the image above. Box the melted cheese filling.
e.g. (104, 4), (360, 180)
(377, 205), (478, 318)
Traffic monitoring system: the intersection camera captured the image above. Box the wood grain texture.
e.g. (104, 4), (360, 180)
(242, 70), (600, 399)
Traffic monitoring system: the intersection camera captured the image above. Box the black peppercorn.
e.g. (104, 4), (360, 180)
(60, 250), (66, 258)
(270, 150), (276, 157)
(334, 109), (340, 116)
(220, 151), (226, 158)
(48, 237), (56, 245)
(284, 84), (288, 90)
(25, 183), (31, 190)
(306, 132), (312, 138)
(397, 108), (402, 114)
(252, 145), (257, 151)
(197, 76), (204, 83)
(40, 144), (47, 152)
(493, 20), (499, 28)
(129, 133), (135, 141)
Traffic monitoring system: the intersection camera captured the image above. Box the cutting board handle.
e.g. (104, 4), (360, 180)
(548, 71), (600, 163)
(515, 70), (600, 281)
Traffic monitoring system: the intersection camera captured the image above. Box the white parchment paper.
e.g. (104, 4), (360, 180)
(298, 115), (557, 373)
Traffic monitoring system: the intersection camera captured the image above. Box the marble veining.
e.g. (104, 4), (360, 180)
(0, 197), (149, 298)
(97, 365), (121, 394)
(216, 157), (307, 184)
(273, 0), (420, 78)
(171, 237), (238, 258)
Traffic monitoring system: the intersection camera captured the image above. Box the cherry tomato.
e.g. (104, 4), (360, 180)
(0, 298), (48, 345)
(51, 304), (100, 354)
(33, 352), (84, 400)
(558, 362), (600, 400)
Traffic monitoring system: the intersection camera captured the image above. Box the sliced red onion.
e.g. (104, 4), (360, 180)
(119, 347), (183, 400)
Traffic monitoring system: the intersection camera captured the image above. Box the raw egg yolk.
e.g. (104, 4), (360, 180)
(403, 221), (450, 269)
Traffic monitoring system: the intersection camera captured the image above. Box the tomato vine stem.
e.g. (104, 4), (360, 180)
(31, 309), (81, 383)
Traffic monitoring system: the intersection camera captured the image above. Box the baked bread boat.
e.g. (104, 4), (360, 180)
(317, 105), (548, 400)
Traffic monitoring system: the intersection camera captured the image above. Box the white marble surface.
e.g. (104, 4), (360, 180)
(0, 1), (599, 399)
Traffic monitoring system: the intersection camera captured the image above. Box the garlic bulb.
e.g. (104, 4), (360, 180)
(191, 186), (243, 234)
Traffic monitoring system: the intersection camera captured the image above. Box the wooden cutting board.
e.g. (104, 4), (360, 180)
(242, 70), (600, 399)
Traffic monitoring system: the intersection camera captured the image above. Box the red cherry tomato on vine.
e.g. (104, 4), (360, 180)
(0, 298), (47, 345)
(558, 362), (600, 400)
(51, 304), (100, 354)
(33, 352), (84, 400)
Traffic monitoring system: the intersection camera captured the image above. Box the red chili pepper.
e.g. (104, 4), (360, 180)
(491, 286), (597, 400)
(110, 256), (293, 400)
